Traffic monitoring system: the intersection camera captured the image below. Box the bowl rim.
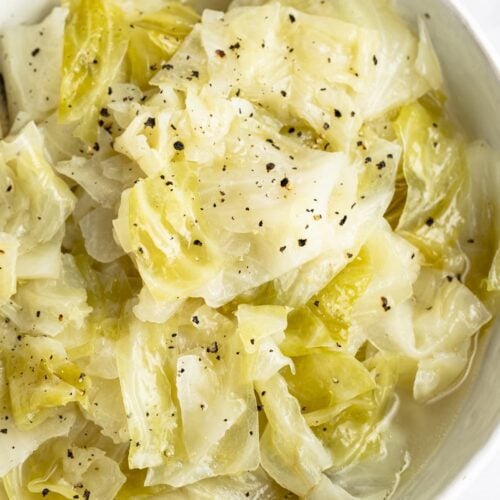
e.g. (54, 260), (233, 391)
(0, 0), (499, 498)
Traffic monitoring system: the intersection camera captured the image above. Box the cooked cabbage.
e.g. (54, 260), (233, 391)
(0, 122), (75, 291)
(0, 0), (497, 498)
(58, 0), (198, 142)
(0, 7), (67, 124)
(394, 95), (467, 274)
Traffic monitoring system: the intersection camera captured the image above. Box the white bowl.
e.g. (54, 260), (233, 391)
(1, 1), (498, 498)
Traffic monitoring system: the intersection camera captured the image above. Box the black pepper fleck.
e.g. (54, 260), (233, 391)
(381, 296), (391, 312)
(207, 341), (219, 353)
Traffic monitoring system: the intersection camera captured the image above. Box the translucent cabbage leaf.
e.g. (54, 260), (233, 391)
(171, 469), (295, 499)
(412, 268), (491, 402)
(115, 314), (180, 470)
(461, 141), (500, 299)
(310, 248), (373, 345)
(3, 334), (90, 430)
(336, 223), (420, 356)
(0, 233), (18, 305)
(272, 123), (401, 308)
(0, 355), (77, 477)
(279, 247), (373, 357)
(116, 467), (292, 500)
(235, 304), (293, 382)
(79, 207), (126, 263)
(308, 355), (400, 470)
(59, 0), (199, 142)
(59, 0), (129, 142)
(327, 423), (410, 499)
(39, 113), (84, 163)
(0, 122), (75, 280)
(221, 0), (435, 124)
(415, 18), (443, 91)
(128, 3), (200, 89)
(0, 7), (67, 124)
(394, 96), (467, 273)
(284, 352), (374, 414)
(256, 374), (332, 496)
(59, 254), (138, 363)
(192, 3), (375, 151)
(305, 474), (356, 500)
(80, 376), (129, 444)
(116, 304), (259, 487)
(0, 254), (91, 337)
(345, 226), (490, 402)
(114, 92), (356, 308)
(3, 434), (126, 500)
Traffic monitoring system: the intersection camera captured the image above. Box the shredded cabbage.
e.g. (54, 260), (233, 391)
(0, 0), (497, 498)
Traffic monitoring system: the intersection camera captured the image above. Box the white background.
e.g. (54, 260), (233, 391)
(452, 1), (500, 499)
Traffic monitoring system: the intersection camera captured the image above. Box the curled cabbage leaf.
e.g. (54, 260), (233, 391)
(128, 2), (200, 89)
(114, 93), (355, 308)
(0, 122), (75, 283)
(0, 254), (91, 337)
(116, 303), (259, 488)
(0, 354), (77, 477)
(59, 0), (199, 142)
(3, 334), (89, 430)
(256, 374), (332, 496)
(394, 95), (467, 274)
(0, 7), (67, 124)
(2, 427), (126, 500)
(59, 0), (129, 142)
(461, 141), (500, 299)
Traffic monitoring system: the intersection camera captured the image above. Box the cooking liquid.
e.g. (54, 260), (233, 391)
(396, 330), (490, 495)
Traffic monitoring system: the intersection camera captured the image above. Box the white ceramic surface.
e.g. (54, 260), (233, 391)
(0, 1), (498, 499)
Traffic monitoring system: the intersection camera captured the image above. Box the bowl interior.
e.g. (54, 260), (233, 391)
(0, 1), (499, 498)
(393, 1), (500, 498)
